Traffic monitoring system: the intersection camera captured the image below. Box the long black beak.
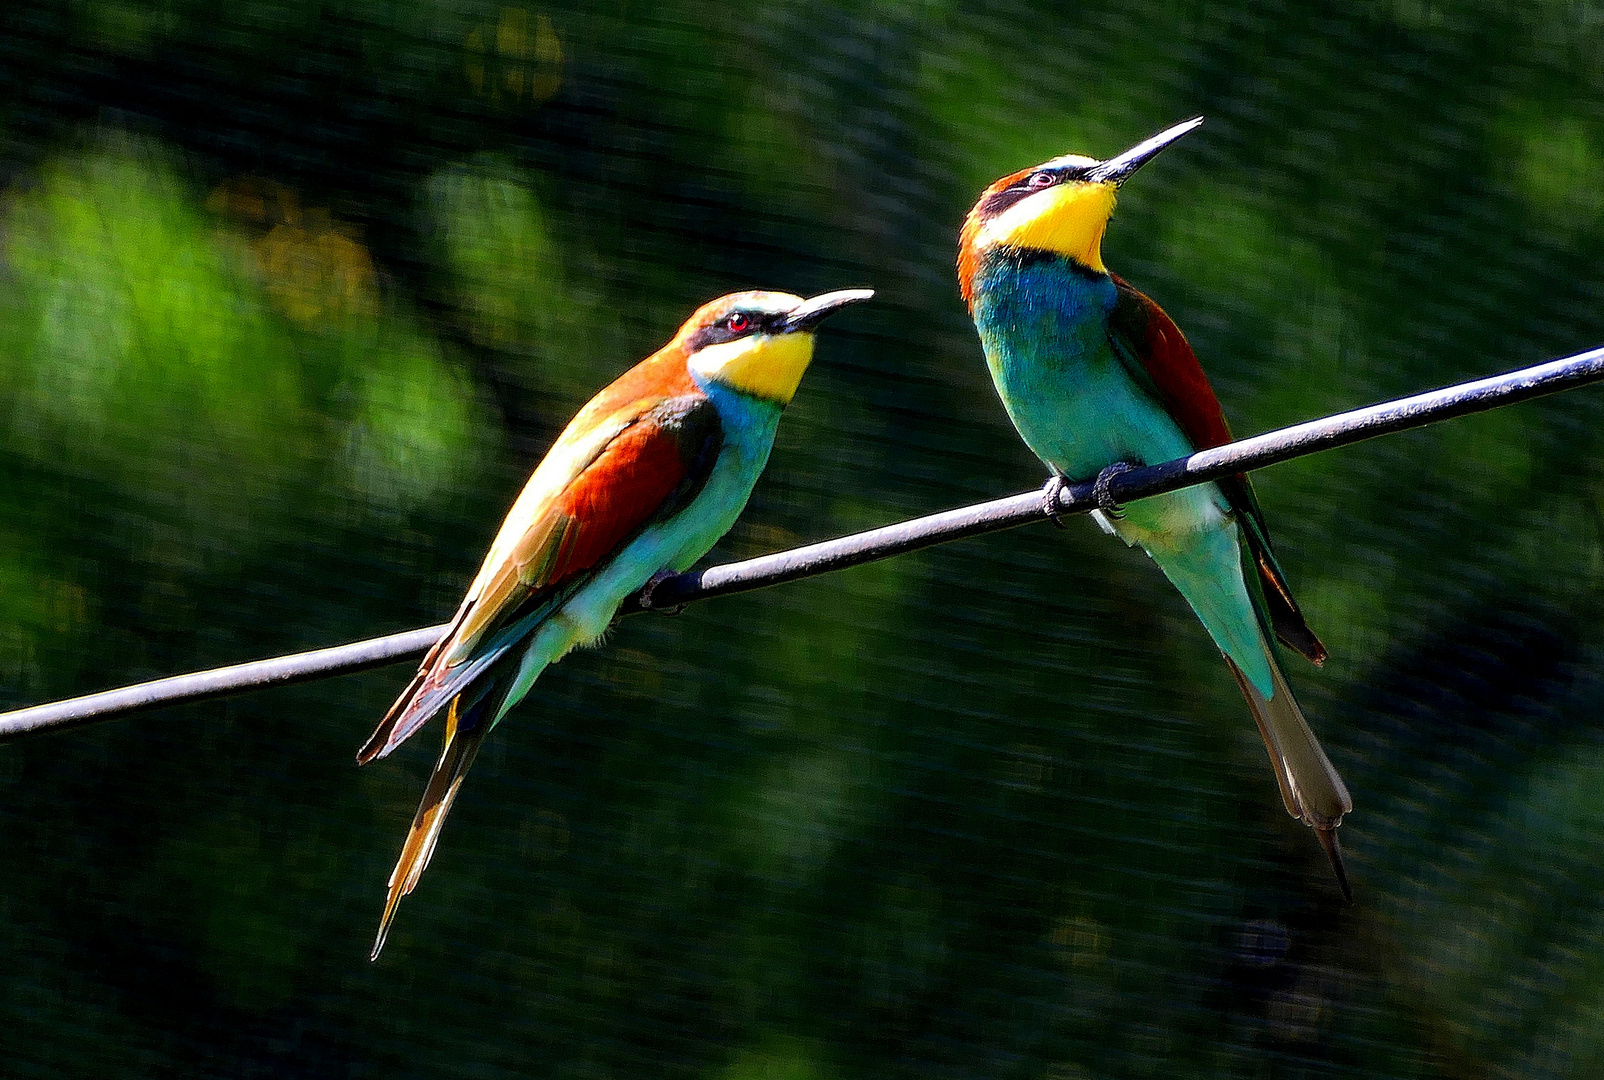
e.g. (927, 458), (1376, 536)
(1086, 116), (1203, 186)
(780, 288), (875, 334)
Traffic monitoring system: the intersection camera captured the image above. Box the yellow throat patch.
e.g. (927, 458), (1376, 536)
(690, 332), (816, 405)
(981, 180), (1117, 272)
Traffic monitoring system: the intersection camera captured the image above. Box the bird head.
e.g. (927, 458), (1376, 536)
(681, 288), (874, 405)
(958, 117), (1202, 305)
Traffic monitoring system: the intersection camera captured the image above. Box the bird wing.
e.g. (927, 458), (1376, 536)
(357, 390), (723, 763)
(1107, 273), (1232, 451)
(1107, 275), (1326, 664)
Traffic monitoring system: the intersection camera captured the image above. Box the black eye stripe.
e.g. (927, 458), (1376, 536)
(687, 309), (780, 352)
(977, 164), (1092, 220)
(979, 186), (1035, 217)
(1011, 164), (1090, 191)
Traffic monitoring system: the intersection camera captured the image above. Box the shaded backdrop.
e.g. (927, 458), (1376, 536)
(5, 0), (1604, 1076)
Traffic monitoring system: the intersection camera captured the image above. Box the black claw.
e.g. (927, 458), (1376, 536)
(638, 570), (686, 615)
(1093, 461), (1137, 519)
(1042, 474), (1069, 529)
(1316, 828), (1353, 902)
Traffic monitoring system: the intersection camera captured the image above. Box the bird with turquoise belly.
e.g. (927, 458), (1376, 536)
(958, 118), (1353, 893)
(358, 287), (873, 958)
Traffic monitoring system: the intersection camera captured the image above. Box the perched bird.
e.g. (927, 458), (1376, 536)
(957, 118), (1354, 892)
(358, 287), (873, 957)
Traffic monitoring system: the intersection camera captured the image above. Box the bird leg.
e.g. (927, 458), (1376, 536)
(1042, 473), (1069, 529)
(1093, 461), (1138, 519)
(637, 570), (686, 615)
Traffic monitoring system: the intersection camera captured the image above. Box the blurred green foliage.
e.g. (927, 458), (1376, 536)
(4, 0), (1604, 1077)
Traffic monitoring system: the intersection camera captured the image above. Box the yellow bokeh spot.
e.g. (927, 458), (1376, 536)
(1050, 913), (1109, 968)
(466, 9), (563, 106)
(253, 219), (377, 324)
(208, 178), (378, 325)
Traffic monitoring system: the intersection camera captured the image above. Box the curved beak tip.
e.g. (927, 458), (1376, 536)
(783, 287), (875, 332)
(810, 287), (876, 308)
(1088, 115), (1204, 185)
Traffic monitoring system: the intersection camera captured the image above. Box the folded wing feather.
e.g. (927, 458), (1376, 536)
(358, 392), (721, 763)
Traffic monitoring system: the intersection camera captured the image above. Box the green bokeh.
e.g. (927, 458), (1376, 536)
(3, 1), (1604, 1077)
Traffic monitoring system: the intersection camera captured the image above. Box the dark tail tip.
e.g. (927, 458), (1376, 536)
(371, 898), (400, 961)
(356, 724), (394, 766)
(1316, 828), (1353, 901)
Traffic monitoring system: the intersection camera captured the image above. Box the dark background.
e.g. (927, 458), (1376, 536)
(5, 1), (1604, 1076)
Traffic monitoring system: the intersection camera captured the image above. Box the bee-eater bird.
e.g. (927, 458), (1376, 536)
(357, 287), (873, 958)
(957, 117), (1353, 892)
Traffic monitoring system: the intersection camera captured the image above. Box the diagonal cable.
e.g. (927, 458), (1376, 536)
(4, 343), (1603, 743)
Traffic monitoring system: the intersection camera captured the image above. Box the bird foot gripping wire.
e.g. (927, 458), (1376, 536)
(1042, 474), (1070, 528)
(637, 570), (686, 615)
(1093, 461), (1138, 520)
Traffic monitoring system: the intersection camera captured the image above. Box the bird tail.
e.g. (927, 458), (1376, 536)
(370, 683), (499, 961)
(1223, 645), (1353, 897)
(1135, 510), (1353, 894)
(360, 588), (575, 765)
(358, 598), (476, 765)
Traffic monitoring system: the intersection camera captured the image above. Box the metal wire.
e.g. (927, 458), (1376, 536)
(5, 342), (1604, 743)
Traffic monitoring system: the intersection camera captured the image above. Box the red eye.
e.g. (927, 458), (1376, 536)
(726, 312), (750, 333)
(1027, 171), (1055, 189)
